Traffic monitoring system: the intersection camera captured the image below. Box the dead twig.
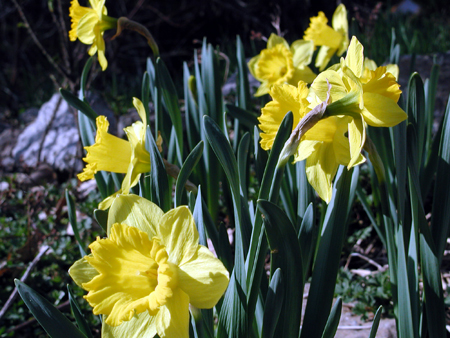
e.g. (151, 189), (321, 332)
(0, 245), (50, 320)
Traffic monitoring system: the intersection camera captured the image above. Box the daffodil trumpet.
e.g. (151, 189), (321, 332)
(112, 17), (159, 57)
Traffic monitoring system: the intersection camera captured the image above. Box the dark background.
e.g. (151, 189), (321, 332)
(1, 0), (449, 118)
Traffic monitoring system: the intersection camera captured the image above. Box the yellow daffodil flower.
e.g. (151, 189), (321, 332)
(69, 0), (117, 70)
(248, 33), (316, 96)
(77, 98), (150, 209)
(311, 36), (407, 168)
(304, 4), (349, 71)
(259, 81), (364, 202)
(363, 57), (399, 82)
(69, 194), (229, 338)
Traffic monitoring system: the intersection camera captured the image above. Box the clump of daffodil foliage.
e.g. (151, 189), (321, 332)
(15, 2), (450, 338)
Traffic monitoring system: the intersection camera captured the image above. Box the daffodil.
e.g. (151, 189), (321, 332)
(69, 194), (229, 338)
(304, 4), (349, 71)
(77, 98), (150, 209)
(69, 0), (117, 70)
(363, 57), (399, 82)
(248, 33), (316, 96)
(311, 36), (407, 167)
(259, 81), (364, 202)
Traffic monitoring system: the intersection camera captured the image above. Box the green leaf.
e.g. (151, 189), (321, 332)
(245, 112), (293, 328)
(321, 297), (342, 338)
(431, 94), (450, 262)
(258, 200), (303, 338)
(298, 203), (315, 283)
(396, 225), (415, 338)
(236, 35), (251, 110)
(67, 285), (92, 338)
(65, 190), (86, 257)
(300, 166), (353, 338)
(156, 58), (183, 164)
(225, 104), (259, 129)
(175, 141), (203, 207)
(406, 73), (426, 167)
(262, 268), (284, 338)
(60, 88), (98, 124)
(368, 306), (383, 338)
(203, 115), (240, 217)
(15, 280), (86, 338)
(93, 209), (108, 233)
(145, 126), (171, 212)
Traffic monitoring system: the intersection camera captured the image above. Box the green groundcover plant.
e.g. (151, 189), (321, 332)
(8, 2), (450, 337)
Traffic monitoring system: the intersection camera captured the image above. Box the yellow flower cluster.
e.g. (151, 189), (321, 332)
(259, 36), (407, 202)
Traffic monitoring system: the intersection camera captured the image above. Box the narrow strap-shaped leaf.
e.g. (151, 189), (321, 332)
(431, 94), (450, 262)
(298, 203), (315, 283)
(261, 268), (284, 338)
(406, 73), (426, 167)
(396, 225), (415, 338)
(225, 104), (259, 129)
(368, 306), (383, 338)
(300, 167), (353, 338)
(155, 58), (183, 164)
(258, 200), (303, 338)
(145, 126), (170, 212)
(245, 113), (293, 327)
(320, 297), (342, 338)
(15, 280), (86, 338)
(67, 285), (93, 338)
(65, 190), (86, 257)
(236, 35), (251, 110)
(60, 88), (98, 124)
(175, 141), (203, 207)
(141, 72), (151, 124)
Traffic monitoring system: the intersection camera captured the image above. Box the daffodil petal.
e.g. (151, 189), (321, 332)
(248, 54), (260, 79)
(108, 194), (164, 237)
(155, 288), (190, 338)
(347, 116), (365, 168)
(76, 11), (98, 44)
(332, 4), (349, 56)
(315, 45), (336, 71)
(133, 97), (147, 127)
(305, 142), (340, 203)
(98, 189), (122, 210)
(102, 312), (157, 338)
(178, 246), (229, 308)
(95, 27), (108, 71)
(289, 66), (316, 85)
(291, 39), (314, 67)
(157, 206), (199, 266)
(311, 70), (347, 102)
(69, 256), (99, 288)
(345, 36), (364, 78)
(294, 139), (320, 162)
(254, 83), (271, 97)
(267, 33), (289, 49)
(363, 67), (401, 102)
(362, 92), (407, 127)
